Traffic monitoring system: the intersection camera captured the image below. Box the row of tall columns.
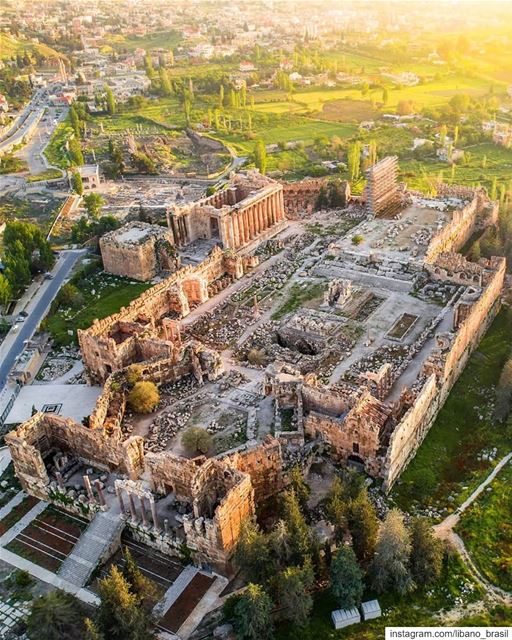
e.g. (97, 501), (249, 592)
(229, 190), (285, 250)
(116, 484), (159, 532)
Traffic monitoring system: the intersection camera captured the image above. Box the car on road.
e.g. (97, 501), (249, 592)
(11, 324), (19, 333)
(15, 315), (26, 323)
(44, 273), (54, 280)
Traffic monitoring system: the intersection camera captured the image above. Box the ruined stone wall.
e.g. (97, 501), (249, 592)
(100, 240), (157, 281)
(424, 189), (496, 264)
(281, 178), (330, 218)
(222, 436), (284, 505)
(381, 374), (438, 491)
(439, 257), (505, 392)
(304, 392), (387, 475)
(382, 257), (505, 491)
(302, 384), (352, 417)
(145, 452), (207, 501)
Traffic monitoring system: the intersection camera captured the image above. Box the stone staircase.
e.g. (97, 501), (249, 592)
(58, 508), (125, 587)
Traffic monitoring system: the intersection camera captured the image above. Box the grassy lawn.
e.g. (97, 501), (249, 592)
(92, 96), (184, 133)
(276, 554), (484, 640)
(44, 121), (74, 169)
(26, 168), (63, 182)
(392, 309), (512, 512)
(456, 461), (512, 591)
(44, 269), (151, 345)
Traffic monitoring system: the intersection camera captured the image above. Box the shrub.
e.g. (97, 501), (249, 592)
(181, 427), (212, 455)
(127, 381), (159, 414)
(126, 364), (143, 387)
(351, 234), (364, 245)
(247, 348), (266, 366)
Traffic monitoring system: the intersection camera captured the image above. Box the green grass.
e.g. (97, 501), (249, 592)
(275, 553), (483, 640)
(45, 270), (151, 345)
(0, 32), (64, 60)
(272, 282), (326, 320)
(102, 29), (182, 52)
(392, 309), (512, 511)
(44, 121), (74, 169)
(456, 461), (512, 591)
(27, 168), (62, 182)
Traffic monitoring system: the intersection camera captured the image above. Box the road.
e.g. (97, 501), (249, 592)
(0, 250), (86, 389)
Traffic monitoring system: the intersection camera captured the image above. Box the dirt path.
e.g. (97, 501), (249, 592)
(433, 452), (512, 604)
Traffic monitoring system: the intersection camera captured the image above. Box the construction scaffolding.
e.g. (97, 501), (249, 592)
(365, 156), (401, 218)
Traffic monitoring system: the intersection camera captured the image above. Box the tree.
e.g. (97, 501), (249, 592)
(96, 566), (155, 640)
(269, 519), (292, 567)
(84, 619), (104, 640)
(254, 139), (267, 175)
(68, 138), (84, 166)
(69, 105), (81, 138)
(122, 547), (158, 612)
(282, 489), (311, 564)
(410, 518), (444, 586)
(382, 87), (389, 105)
(127, 381), (160, 414)
(235, 520), (273, 584)
(351, 234), (364, 245)
(347, 142), (361, 181)
(289, 465), (310, 513)
(347, 488), (379, 566)
(326, 476), (348, 541)
(277, 559), (314, 627)
(0, 273), (11, 307)
(330, 545), (364, 608)
(181, 426), (212, 454)
(132, 151), (157, 174)
(104, 85), (116, 115)
(71, 171), (83, 195)
(233, 583), (274, 640)
(371, 509), (414, 595)
(83, 192), (104, 219)
(159, 68), (172, 96)
(219, 84), (224, 109)
(26, 590), (86, 640)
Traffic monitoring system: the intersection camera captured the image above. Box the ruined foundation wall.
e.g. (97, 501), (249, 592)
(382, 374), (438, 491)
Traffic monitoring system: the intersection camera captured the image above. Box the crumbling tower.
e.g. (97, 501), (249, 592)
(365, 156), (401, 218)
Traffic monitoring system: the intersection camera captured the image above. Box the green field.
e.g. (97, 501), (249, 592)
(102, 29), (182, 52)
(44, 269), (151, 345)
(456, 461), (512, 591)
(0, 33), (64, 60)
(393, 309), (512, 512)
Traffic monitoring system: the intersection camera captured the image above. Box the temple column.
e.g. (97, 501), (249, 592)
(83, 476), (95, 503)
(128, 493), (138, 522)
(248, 206), (255, 238)
(139, 497), (148, 528)
(269, 195), (276, 226)
(255, 203), (262, 234)
(56, 472), (65, 491)
(259, 202), (265, 232)
(116, 486), (126, 514)
(242, 210), (248, 244)
(149, 496), (159, 531)
(94, 480), (106, 507)
(232, 214), (240, 248)
(278, 190), (285, 220)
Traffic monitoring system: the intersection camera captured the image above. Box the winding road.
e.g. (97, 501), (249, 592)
(433, 451), (512, 604)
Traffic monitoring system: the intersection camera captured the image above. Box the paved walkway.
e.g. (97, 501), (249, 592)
(0, 447), (12, 477)
(434, 452), (512, 603)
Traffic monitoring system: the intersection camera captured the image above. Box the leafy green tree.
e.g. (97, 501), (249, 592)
(68, 138), (84, 166)
(331, 545), (364, 608)
(254, 139), (267, 175)
(277, 559), (314, 627)
(83, 192), (104, 219)
(371, 509), (414, 595)
(128, 381), (160, 414)
(159, 68), (172, 96)
(96, 566), (156, 640)
(26, 590), (87, 640)
(84, 619), (104, 640)
(132, 151), (157, 174)
(219, 84), (224, 108)
(233, 583), (274, 640)
(289, 465), (310, 513)
(71, 171), (83, 195)
(104, 85), (116, 115)
(69, 105), (81, 138)
(235, 520), (273, 584)
(282, 489), (311, 564)
(410, 518), (444, 586)
(181, 426), (212, 454)
(347, 488), (379, 566)
(122, 547), (158, 612)
(326, 476), (347, 541)
(347, 142), (361, 181)
(382, 87), (389, 105)
(0, 273), (11, 307)
(269, 519), (292, 568)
